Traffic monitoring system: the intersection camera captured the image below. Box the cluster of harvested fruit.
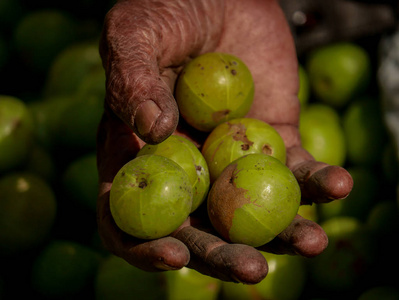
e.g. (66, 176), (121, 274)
(110, 52), (301, 248)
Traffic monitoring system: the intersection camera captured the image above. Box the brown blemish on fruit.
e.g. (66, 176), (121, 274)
(212, 109), (230, 122)
(262, 144), (273, 155)
(207, 163), (251, 242)
(228, 123), (253, 150)
(231, 69), (237, 75)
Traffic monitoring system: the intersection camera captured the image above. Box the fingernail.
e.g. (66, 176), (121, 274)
(153, 261), (180, 271)
(135, 100), (162, 137)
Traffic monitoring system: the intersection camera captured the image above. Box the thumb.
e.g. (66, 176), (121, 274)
(99, 8), (179, 145)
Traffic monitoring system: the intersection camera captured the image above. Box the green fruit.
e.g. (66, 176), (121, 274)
(318, 166), (379, 222)
(62, 153), (99, 213)
(202, 118), (286, 182)
(164, 267), (221, 300)
(298, 204), (318, 223)
(43, 41), (103, 97)
(137, 135), (210, 213)
(95, 255), (165, 300)
(306, 42), (371, 108)
(299, 103), (346, 166)
(110, 155), (192, 239)
(31, 240), (102, 298)
(0, 172), (57, 255)
(221, 252), (307, 300)
(0, 95), (34, 173)
(343, 96), (388, 166)
(207, 153), (300, 247)
(358, 286), (399, 300)
(298, 64), (310, 107)
(28, 96), (73, 150)
(175, 52), (254, 132)
(366, 200), (399, 237)
(13, 9), (77, 72)
(309, 217), (375, 292)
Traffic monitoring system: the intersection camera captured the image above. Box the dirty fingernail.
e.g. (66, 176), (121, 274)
(135, 100), (162, 137)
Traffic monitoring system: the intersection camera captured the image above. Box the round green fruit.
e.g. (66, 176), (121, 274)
(62, 153), (99, 213)
(309, 216), (375, 292)
(298, 63), (310, 108)
(175, 52), (254, 132)
(164, 267), (221, 300)
(306, 42), (371, 108)
(95, 255), (165, 300)
(299, 103), (346, 166)
(318, 166), (379, 222)
(13, 9), (77, 72)
(0, 172), (57, 255)
(31, 239), (102, 298)
(137, 135), (210, 213)
(358, 286), (399, 300)
(0, 95), (35, 173)
(202, 118), (286, 182)
(343, 96), (388, 166)
(110, 155), (192, 239)
(207, 153), (300, 247)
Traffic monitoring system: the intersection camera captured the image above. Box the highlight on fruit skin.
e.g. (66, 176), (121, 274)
(137, 135), (210, 213)
(202, 117), (286, 183)
(109, 154), (193, 240)
(175, 52), (255, 132)
(207, 153), (301, 248)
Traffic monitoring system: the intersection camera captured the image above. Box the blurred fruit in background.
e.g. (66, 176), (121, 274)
(306, 42), (371, 109)
(62, 153), (98, 213)
(43, 41), (103, 97)
(95, 255), (165, 300)
(0, 95), (35, 174)
(318, 166), (379, 222)
(165, 267), (221, 300)
(0, 172), (57, 255)
(31, 239), (102, 298)
(298, 64), (310, 108)
(13, 9), (78, 73)
(221, 252), (307, 300)
(308, 217), (375, 295)
(342, 96), (388, 167)
(299, 103), (346, 166)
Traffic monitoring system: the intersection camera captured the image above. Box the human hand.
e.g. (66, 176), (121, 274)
(97, 0), (353, 284)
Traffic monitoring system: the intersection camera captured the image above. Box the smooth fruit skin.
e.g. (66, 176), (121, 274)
(110, 155), (192, 240)
(0, 95), (35, 173)
(137, 135), (210, 213)
(175, 52), (254, 132)
(342, 96), (388, 166)
(31, 240), (102, 298)
(0, 172), (57, 255)
(202, 118), (286, 182)
(298, 64), (310, 108)
(299, 103), (346, 166)
(207, 153), (300, 247)
(95, 255), (165, 300)
(164, 267), (221, 300)
(306, 42), (371, 108)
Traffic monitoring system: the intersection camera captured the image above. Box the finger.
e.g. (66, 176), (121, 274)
(99, 0), (224, 144)
(259, 214), (328, 258)
(171, 218), (268, 284)
(97, 189), (190, 271)
(286, 146), (354, 204)
(96, 105), (190, 272)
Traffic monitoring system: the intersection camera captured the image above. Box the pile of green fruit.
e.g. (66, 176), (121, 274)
(1, 0), (399, 299)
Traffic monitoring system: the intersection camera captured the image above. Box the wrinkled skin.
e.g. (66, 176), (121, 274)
(97, 0), (353, 284)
